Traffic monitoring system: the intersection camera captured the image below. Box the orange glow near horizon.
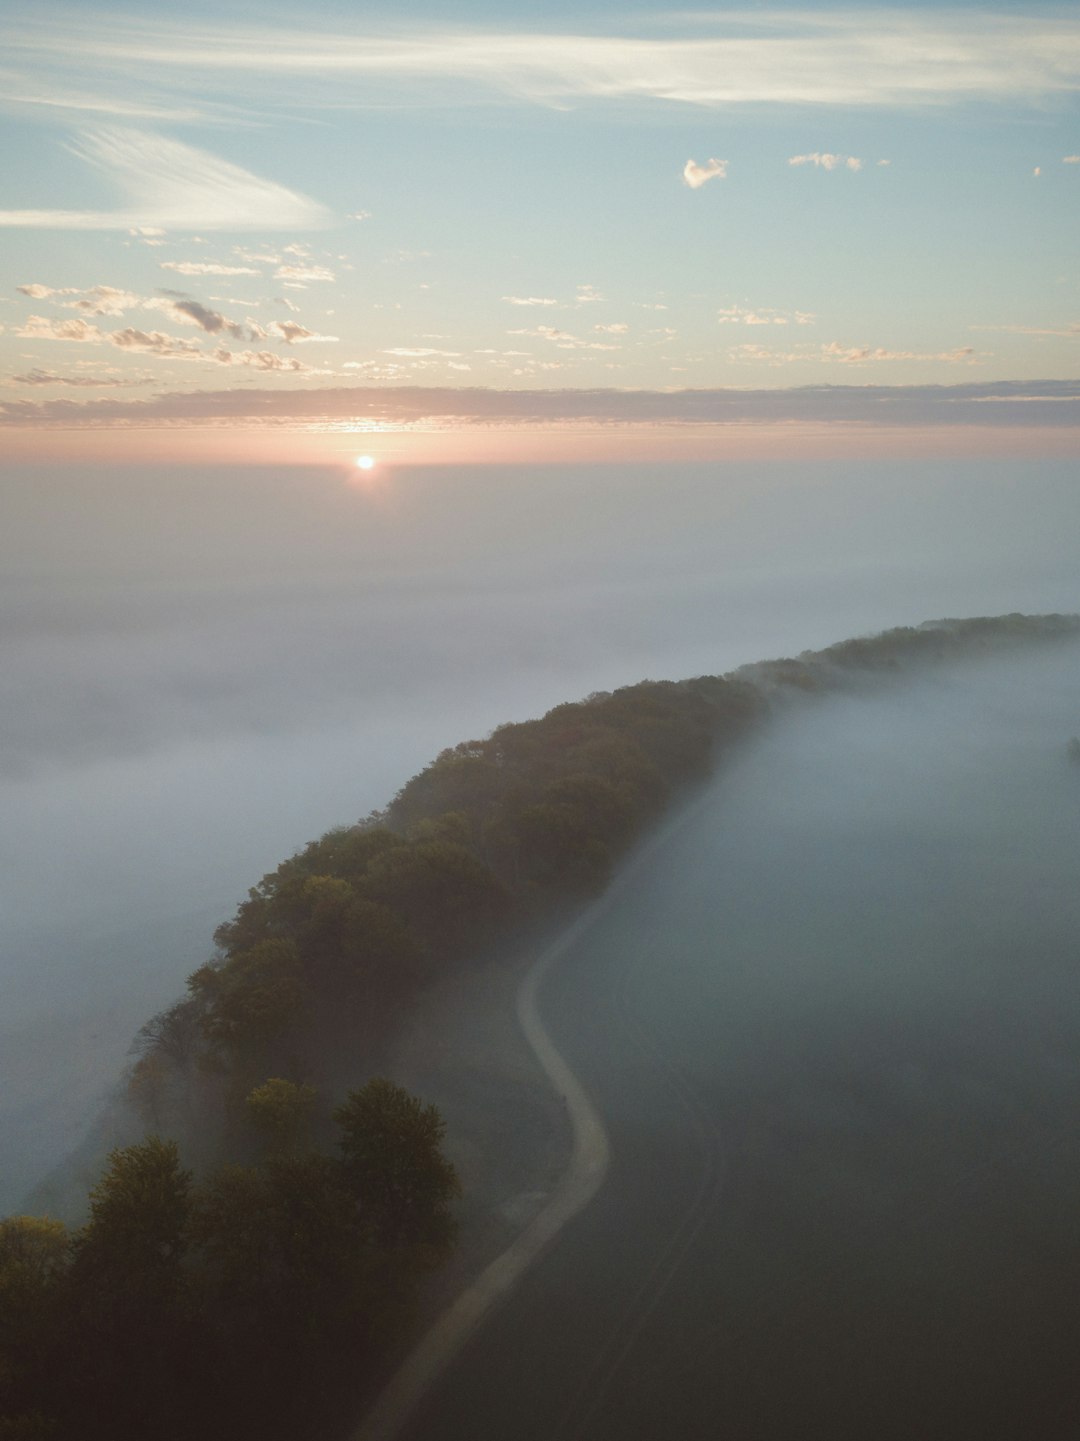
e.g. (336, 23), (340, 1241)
(1, 423), (1079, 469)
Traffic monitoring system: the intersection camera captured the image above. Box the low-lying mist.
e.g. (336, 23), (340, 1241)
(1, 456), (1078, 1211)
(530, 644), (1080, 1437)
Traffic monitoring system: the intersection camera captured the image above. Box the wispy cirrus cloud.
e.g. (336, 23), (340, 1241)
(820, 341), (976, 363)
(507, 325), (620, 351)
(683, 158), (727, 189)
(727, 339), (978, 365)
(972, 320), (1080, 337)
(10, 368), (150, 387)
(0, 127), (330, 231)
(381, 347), (462, 358)
(2, 380), (1077, 431)
(502, 296), (559, 307)
(7, 14), (1080, 114)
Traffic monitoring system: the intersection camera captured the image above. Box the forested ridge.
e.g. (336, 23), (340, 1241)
(2, 612), (1077, 1440)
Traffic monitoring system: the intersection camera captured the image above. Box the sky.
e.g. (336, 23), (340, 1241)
(1, 2), (1079, 464)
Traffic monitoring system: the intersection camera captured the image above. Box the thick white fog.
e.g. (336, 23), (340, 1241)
(1, 457), (1078, 1209)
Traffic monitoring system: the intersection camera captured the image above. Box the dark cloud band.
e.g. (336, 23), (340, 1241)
(2, 380), (1079, 430)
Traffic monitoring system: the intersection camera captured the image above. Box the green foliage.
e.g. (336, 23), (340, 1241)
(192, 1153), (370, 1349)
(335, 1078), (460, 1256)
(3, 1079), (459, 1441)
(245, 1078), (317, 1156)
(73, 1137), (191, 1287)
(189, 938), (308, 1063)
(362, 840), (508, 962)
(0, 1219), (68, 1436)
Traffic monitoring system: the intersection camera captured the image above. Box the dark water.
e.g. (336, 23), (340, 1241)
(408, 646), (1080, 1440)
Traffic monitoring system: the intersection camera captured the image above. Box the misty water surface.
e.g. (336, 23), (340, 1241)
(2, 457), (1078, 1209)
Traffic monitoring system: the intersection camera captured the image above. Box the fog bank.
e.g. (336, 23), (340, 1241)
(2, 457), (1078, 1209)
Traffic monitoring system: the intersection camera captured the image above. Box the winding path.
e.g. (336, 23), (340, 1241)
(351, 800), (712, 1441)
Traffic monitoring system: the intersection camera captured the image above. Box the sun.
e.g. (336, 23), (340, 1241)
(354, 454), (376, 471)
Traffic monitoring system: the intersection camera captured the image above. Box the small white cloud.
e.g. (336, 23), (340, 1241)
(16, 283), (76, 299)
(275, 263), (335, 282)
(65, 285), (143, 317)
(594, 323), (629, 334)
(160, 260), (260, 276)
(267, 321), (337, 344)
(1063, 156), (1080, 164)
(718, 304), (813, 327)
(575, 284), (604, 304)
(502, 296), (559, 306)
(233, 247), (282, 264)
(16, 314), (103, 342)
(1034, 166), (1042, 176)
(381, 346), (461, 357)
(877, 159), (892, 167)
(209, 347), (312, 371)
(789, 152), (862, 172)
(108, 327), (202, 356)
(683, 157), (728, 189)
(347, 210), (372, 221)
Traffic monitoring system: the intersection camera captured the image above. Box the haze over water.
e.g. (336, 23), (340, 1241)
(2, 455), (1078, 1209)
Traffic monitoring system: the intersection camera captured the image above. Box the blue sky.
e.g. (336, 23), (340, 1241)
(1, 3), (1078, 458)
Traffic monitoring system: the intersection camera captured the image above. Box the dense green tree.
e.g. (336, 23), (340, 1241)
(66, 1139), (195, 1440)
(189, 937), (308, 1066)
(73, 1137), (190, 1285)
(244, 1078), (318, 1157)
(0, 1218), (68, 1435)
(362, 841), (507, 962)
(335, 1078), (460, 1256)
